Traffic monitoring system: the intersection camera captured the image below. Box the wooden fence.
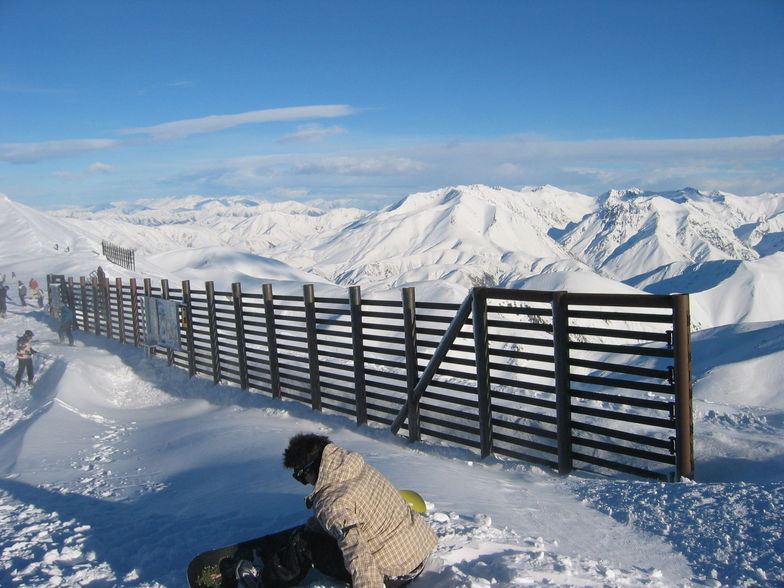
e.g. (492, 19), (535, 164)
(101, 240), (136, 271)
(49, 275), (694, 481)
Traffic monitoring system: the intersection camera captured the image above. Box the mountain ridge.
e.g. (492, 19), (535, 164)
(3, 183), (782, 329)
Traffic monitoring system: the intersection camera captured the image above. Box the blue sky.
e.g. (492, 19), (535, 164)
(1, 0), (783, 209)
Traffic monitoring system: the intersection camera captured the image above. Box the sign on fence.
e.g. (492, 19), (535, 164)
(142, 296), (182, 350)
(49, 283), (64, 310)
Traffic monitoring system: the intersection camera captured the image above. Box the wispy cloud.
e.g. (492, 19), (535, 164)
(0, 139), (120, 164)
(51, 161), (117, 183)
(291, 156), (425, 176)
(51, 170), (82, 182)
(86, 162), (115, 174)
(445, 134), (784, 195)
(0, 104), (360, 164)
(4, 123), (783, 200)
(159, 133), (784, 200)
(277, 123), (347, 144)
(122, 105), (359, 141)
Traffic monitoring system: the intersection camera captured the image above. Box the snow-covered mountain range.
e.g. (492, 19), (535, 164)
(3, 183), (783, 329)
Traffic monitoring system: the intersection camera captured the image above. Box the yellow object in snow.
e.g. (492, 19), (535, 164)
(399, 489), (427, 514)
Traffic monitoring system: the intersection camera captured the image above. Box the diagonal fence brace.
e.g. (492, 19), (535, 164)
(391, 291), (474, 435)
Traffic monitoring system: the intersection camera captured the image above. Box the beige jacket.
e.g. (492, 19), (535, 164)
(306, 444), (437, 588)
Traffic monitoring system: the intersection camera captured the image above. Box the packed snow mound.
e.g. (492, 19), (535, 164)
(626, 253), (784, 329)
(502, 268), (644, 294)
(688, 253), (784, 328)
(691, 320), (784, 410)
(145, 245), (331, 290)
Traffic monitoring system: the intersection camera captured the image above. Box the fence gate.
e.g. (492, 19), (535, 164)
(391, 287), (693, 481)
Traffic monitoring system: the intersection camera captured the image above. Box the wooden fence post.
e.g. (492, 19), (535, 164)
(45, 274), (54, 317)
(79, 276), (89, 331)
(205, 281), (221, 385)
(143, 278), (152, 349)
(232, 282), (249, 390)
(472, 288), (493, 458)
(262, 284), (282, 399)
(115, 277), (126, 344)
(130, 278), (140, 346)
(552, 291), (573, 476)
(181, 280), (197, 377)
(103, 276), (113, 340)
(673, 294), (694, 480)
(91, 277), (102, 335)
(349, 286), (367, 425)
(401, 287), (420, 442)
(303, 284), (321, 411)
(161, 279), (174, 366)
(66, 277), (76, 313)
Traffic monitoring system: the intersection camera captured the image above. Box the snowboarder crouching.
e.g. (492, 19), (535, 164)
(15, 330), (36, 388)
(236, 433), (437, 588)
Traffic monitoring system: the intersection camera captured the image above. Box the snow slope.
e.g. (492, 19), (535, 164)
(1, 186), (783, 586)
(1, 305), (782, 587)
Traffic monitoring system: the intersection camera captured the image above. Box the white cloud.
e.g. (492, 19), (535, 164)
(86, 162), (115, 174)
(277, 124), (347, 144)
(122, 105), (359, 141)
(0, 104), (360, 165)
(0, 138), (119, 163)
(445, 134), (784, 166)
(291, 156), (426, 176)
(146, 133), (784, 203)
(51, 170), (82, 182)
(10, 126), (783, 202)
(494, 162), (522, 176)
(397, 134), (784, 195)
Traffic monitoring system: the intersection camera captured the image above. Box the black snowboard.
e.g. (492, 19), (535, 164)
(187, 525), (302, 588)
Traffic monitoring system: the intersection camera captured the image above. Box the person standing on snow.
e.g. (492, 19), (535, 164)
(0, 285), (10, 318)
(17, 281), (27, 306)
(233, 433), (437, 588)
(29, 277), (39, 290)
(58, 304), (76, 345)
(15, 330), (36, 388)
